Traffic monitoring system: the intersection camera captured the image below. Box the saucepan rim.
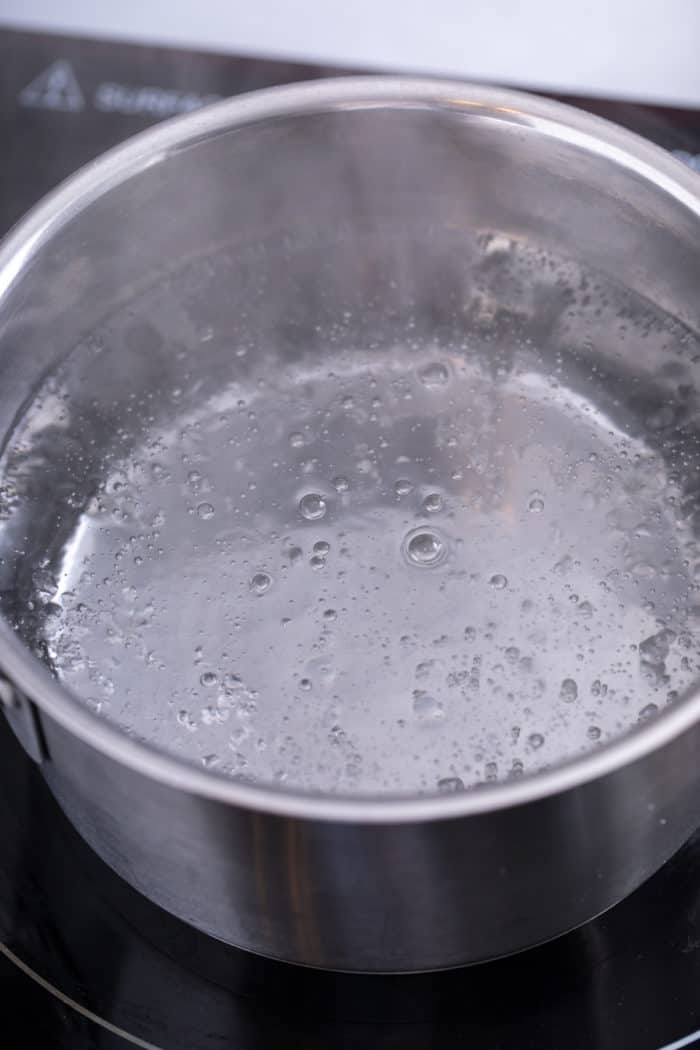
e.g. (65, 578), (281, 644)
(0, 75), (698, 824)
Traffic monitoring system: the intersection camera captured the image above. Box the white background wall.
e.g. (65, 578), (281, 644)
(2, 0), (699, 108)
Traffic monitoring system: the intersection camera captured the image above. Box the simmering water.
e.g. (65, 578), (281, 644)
(2, 233), (699, 795)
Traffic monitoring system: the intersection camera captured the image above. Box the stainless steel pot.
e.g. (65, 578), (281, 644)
(0, 78), (699, 973)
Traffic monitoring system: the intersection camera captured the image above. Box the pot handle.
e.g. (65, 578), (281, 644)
(0, 674), (48, 763)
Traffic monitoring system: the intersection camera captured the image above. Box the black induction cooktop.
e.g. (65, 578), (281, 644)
(1, 25), (699, 1050)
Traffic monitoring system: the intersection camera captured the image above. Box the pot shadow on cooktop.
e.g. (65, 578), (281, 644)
(2, 712), (700, 1050)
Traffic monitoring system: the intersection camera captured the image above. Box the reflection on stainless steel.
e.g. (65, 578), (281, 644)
(0, 78), (698, 970)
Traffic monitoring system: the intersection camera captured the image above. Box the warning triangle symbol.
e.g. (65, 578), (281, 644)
(19, 60), (85, 112)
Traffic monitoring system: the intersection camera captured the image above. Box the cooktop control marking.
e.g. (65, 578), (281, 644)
(18, 59), (85, 112)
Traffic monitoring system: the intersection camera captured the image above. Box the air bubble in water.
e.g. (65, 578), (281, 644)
(299, 493), (327, 521)
(196, 502), (215, 520)
(394, 479), (413, 496)
(403, 527), (447, 568)
(250, 572), (272, 595)
(332, 476), (349, 493)
(553, 555), (572, 576)
(177, 709), (197, 731)
(418, 362), (449, 387)
(313, 540), (330, 556)
(412, 691), (445, 722)
(528, 732), (545, 749)
(639, 629), (675, 667)
(422, 492), (443, 514)
(489, 574), (508, 590)
(528, 496), (545, 513)
(200, 671), (217, 687)
(632, 562), (656, 578)
(560, 678), (578, 702)
(437, 776), (464, 793)
(289, 432), (304, 448)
